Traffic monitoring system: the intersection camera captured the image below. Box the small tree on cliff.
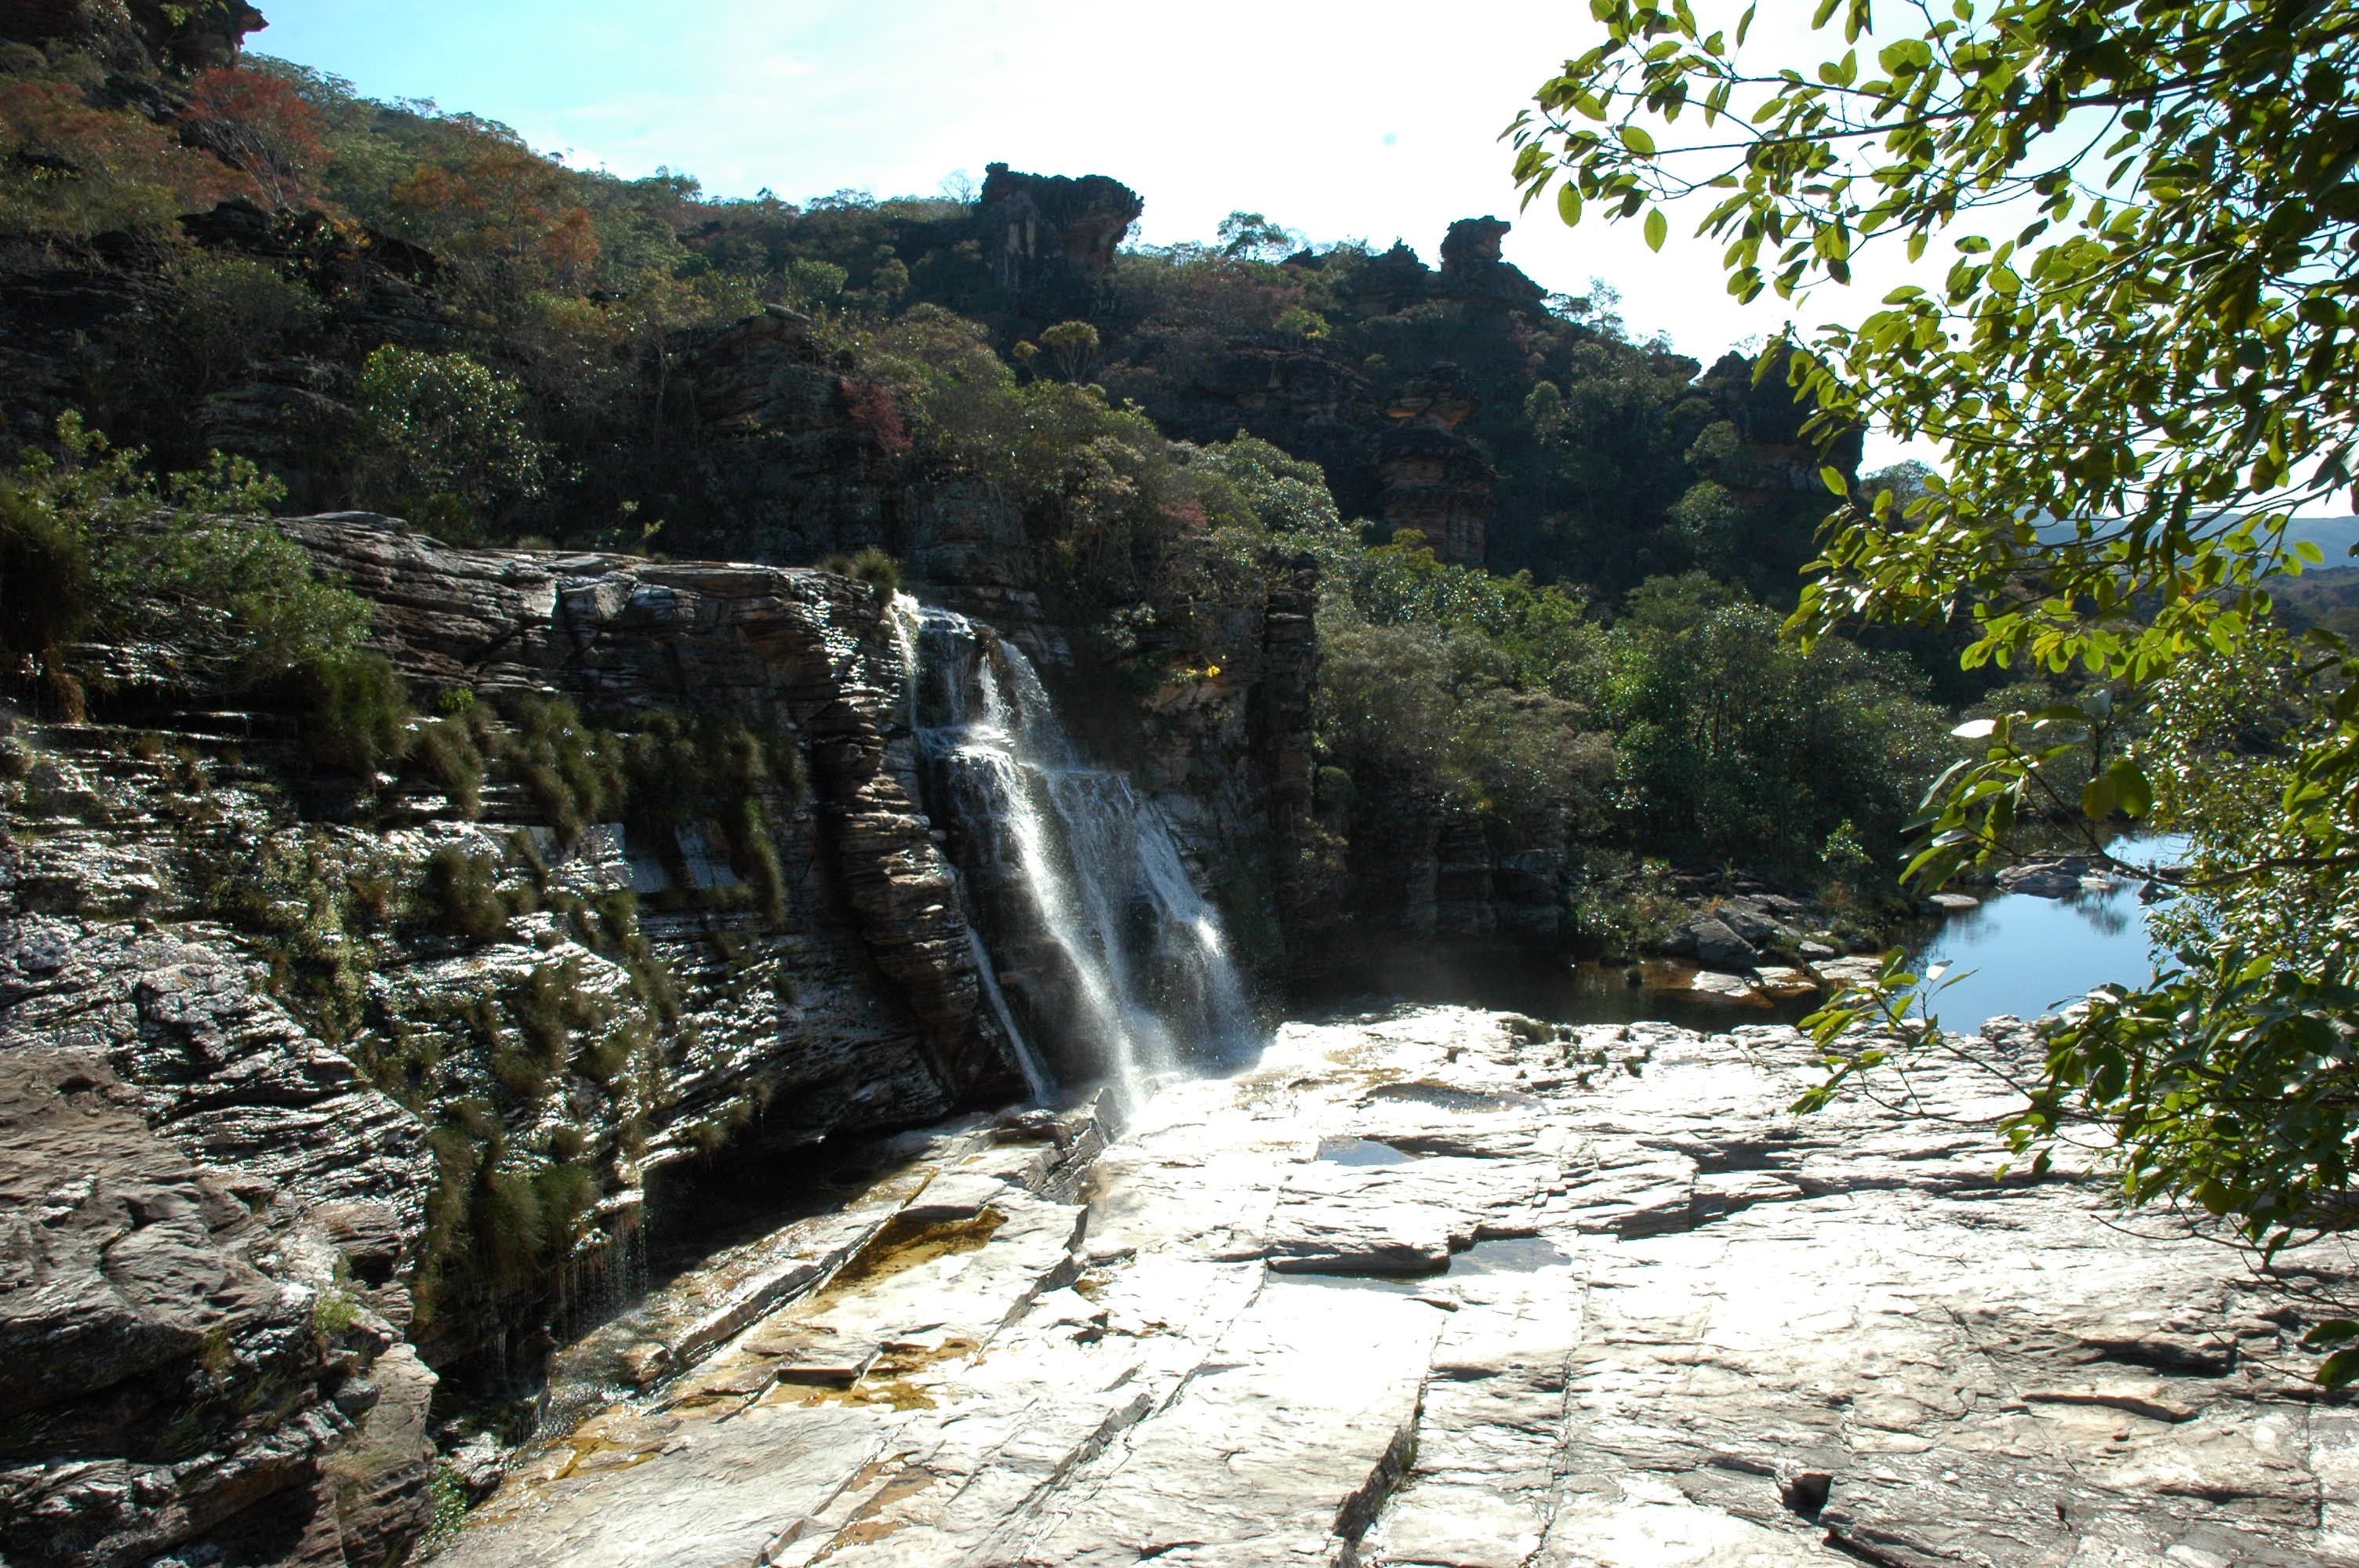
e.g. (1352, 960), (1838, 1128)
(1509, 0), (2359, 1372)
(351, 347), (549, 541)
(1038, 320), (1101, 383)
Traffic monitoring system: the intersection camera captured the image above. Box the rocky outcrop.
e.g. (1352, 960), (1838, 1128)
(1698, 347), (1869, 513)
(0, 1050), (433, 1568)
(976, 162), (1143, 314)
(0, 0), (264, 75)
(1103, 219), (1556, 568)
(2, 519), (1107, 1561)
(1434, 215), (1549, 310)
(0, 918), (432, 1225)
(427, 1005), (2354, 1566)
(283, 514), (1027, 1105)
(1378, 362), (1492, 563)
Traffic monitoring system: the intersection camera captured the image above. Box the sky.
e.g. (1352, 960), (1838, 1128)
(249, 1), (1942, 461)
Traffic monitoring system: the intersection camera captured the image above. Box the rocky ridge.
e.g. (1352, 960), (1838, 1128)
(431, 1007), (2354, 1568)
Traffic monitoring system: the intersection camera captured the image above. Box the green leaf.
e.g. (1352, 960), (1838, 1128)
(1820, 466), (1848, 496)
(1645, 208), (1668, 251)
(1558, 183), (1585, 227)
(2081, 771), (2120, 821)
(1617, 124), (1658, 157)
(2109, 758), (2154, 818)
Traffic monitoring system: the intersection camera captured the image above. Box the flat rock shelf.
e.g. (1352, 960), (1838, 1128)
(434, 1008), (2357, 1567)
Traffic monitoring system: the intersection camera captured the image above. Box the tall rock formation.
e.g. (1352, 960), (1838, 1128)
(976, 162), (1143, 316)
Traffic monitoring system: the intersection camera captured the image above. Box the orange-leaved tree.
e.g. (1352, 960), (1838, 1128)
(181, 66), (329, 212)
(0, 76), (241, 239)
(386, 118), (598, 301)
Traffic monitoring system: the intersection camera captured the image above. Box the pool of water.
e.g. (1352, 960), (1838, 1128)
(1295, 949), (1824, 1033)
(1901, 834), (2192, 1032)
(1290, 836), (2194, 1038)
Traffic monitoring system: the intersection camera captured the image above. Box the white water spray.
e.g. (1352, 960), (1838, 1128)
(892, 594), (1255, 1102)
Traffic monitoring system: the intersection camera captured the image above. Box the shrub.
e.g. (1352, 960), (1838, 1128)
(840, 379), (911, 456)
(533, 1162), (601, 1236)
(500, 695), (623, 844)
(170, 253), (325, 390)
(410, 716), (485, 815)
(820, 545), (900, 598)
(13, 414), (376, 687)
(307, 648), (411, 775)
(311, 1291), (360, 1336)
(417, 846), (510, 942)
(0, 484), (93, 662)
(476, 1163), (545, 1288)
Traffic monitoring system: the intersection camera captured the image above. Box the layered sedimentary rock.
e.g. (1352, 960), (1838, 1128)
(282, 514), (1032, 1108)
(0, 521), (1105, 1563)
(1378, 361), (1492, 562)
(431, 1005), (2354, 1567)
(0, 504), (1326, 1562)
(0, 1049), (434, 1568)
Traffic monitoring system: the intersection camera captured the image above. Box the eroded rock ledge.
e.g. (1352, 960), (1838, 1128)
(434, 1010), (2356, 1568)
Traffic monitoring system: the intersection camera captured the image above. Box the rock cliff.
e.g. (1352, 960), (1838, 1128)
(0, 512), (1318, 1565)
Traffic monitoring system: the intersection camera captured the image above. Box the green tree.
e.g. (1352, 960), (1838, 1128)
(351, 347), (549, 540)
(6, 413), (372, 688)
(1510, 0), (2359, 1366)
(1038, 319), (1102, 383)
(1216, 210), (1300, 262)
(170, 253), (325, 391)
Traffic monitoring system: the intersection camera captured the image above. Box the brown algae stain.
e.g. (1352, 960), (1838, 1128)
(809, 1465), (939, 1560)
(758, 1336), (980, 1413)
(824, 1208), (1006, 1292)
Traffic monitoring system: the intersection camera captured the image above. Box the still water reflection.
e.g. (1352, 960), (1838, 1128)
(1904, 834), (2192, 1032)
(1298, 836), (2194, 1036)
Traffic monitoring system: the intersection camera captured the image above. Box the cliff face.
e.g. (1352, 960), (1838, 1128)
(0, 513), (1318, 1567)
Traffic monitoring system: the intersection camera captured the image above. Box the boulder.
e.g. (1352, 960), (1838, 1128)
(1685, 915), (1762, 973)
(1997, 862), (2085, 898)
(1716, 902), (1792, 949)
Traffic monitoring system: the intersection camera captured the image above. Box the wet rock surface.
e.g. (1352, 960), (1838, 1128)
(437, 1007), (2354, 1567)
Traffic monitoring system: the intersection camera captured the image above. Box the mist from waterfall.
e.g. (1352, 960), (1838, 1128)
(893, 595), (1256, 1102)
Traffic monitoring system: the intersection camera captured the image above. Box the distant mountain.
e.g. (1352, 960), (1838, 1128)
(2289, 516), (2359, 561)
(2034, 514), (2359, 563)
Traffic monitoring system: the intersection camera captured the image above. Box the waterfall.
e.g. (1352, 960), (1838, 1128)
(892, 595), (1256, 1102)
(967, 923), (1057, 1102)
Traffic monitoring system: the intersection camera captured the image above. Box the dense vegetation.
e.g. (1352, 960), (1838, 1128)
(1517, 0), (2359, 1370)
(0, 20), (1974, 936)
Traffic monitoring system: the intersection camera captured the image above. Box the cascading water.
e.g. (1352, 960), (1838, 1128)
(893, 595), (1256, 1102)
